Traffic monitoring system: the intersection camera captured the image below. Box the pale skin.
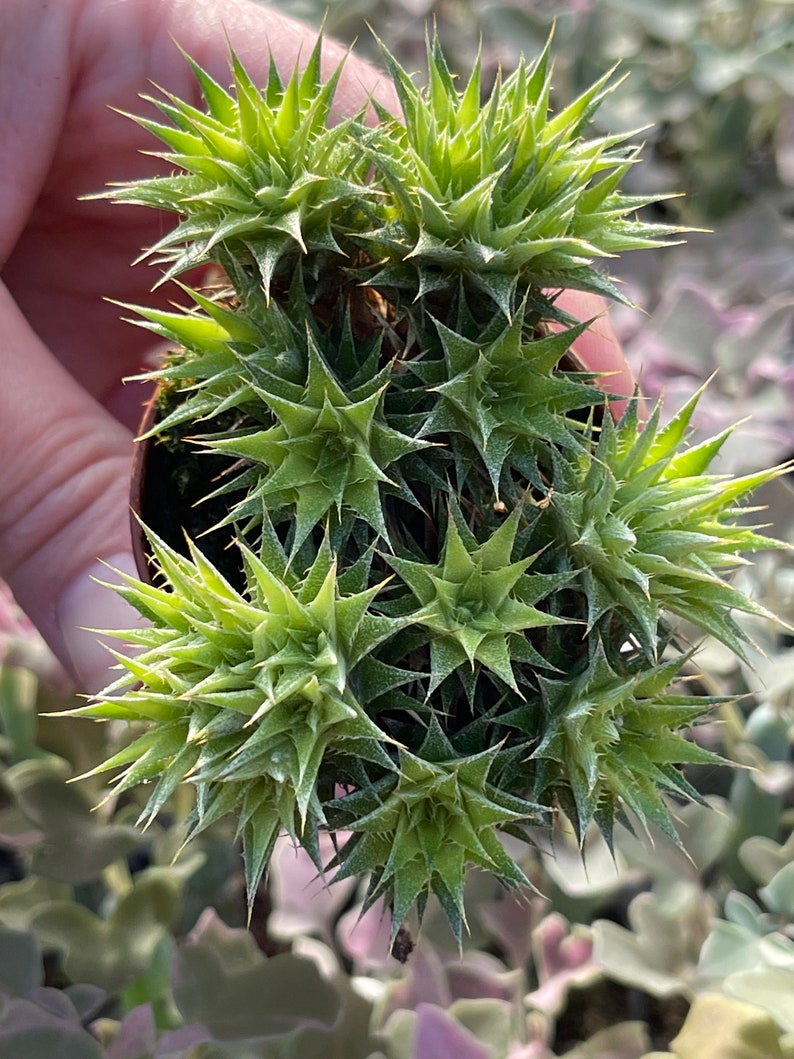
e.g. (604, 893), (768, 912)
(0, 0), (634, 693)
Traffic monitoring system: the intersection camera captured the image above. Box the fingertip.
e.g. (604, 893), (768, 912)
(553, 289), (644, 422)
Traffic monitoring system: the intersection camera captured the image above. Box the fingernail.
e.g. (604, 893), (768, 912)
(57, 553), (148, 695)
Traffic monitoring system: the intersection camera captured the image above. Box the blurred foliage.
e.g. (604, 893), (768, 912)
(1, 619), (792, 1055)
(1, 0), (793, 1055)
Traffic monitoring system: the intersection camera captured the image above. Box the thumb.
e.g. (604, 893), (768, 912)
(0, 281), (146, 693)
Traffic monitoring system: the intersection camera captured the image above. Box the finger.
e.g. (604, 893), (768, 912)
(74, 0), (399, 126)
(554, 289), (645, 422)
(152, 0), (400, 116)
(0, 281), (145, 693)
(1, 0), (398, 406)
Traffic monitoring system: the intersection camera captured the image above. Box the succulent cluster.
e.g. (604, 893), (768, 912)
(75, 34), (786, 944)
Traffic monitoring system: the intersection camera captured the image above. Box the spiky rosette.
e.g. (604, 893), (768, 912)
(204, 332), (430, 551)
(542, 386), (787, 660)
(70, 33), (790, 946)
(327, 718), (541, 946)
(412, 305), (606, 490)
(101, 36), (369, 295)
(364, 32), (682, 310)
(531, 646), (728, 845)
(69, 530), (401, 905)
(385, 506), (573, 694)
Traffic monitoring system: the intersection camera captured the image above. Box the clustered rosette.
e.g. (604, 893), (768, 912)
(72, 34), (787, 944)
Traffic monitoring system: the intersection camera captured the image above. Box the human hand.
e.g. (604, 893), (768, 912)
(0, 0), (635, 692)
(0, 0), (402, 691)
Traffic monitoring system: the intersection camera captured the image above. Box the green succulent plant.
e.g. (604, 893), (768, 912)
(72, 32), (788, 946)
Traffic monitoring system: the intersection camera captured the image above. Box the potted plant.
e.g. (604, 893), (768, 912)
(72, 32), (786, 949)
